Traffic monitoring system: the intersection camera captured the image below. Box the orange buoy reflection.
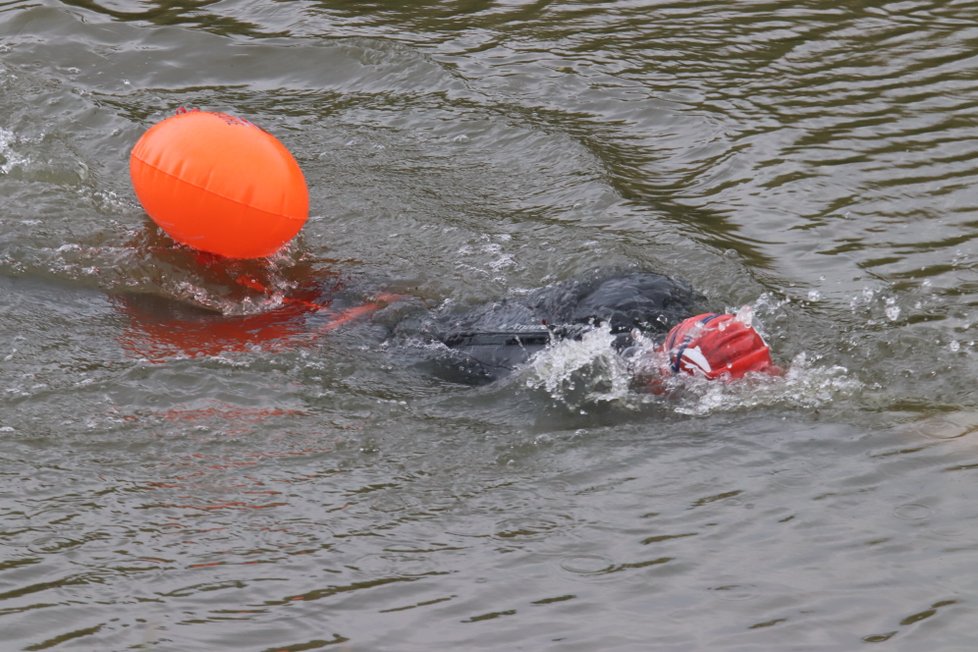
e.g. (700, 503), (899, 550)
(115, 291), (320, 361)
(115, 273), (403, 362)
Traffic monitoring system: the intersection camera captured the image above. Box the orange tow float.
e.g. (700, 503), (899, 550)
(129, 109), (308, 259)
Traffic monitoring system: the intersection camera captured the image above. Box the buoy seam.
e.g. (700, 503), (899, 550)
(131, 153), (307, 222)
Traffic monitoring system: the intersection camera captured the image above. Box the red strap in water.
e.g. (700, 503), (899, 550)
(312, 292), (403, 336)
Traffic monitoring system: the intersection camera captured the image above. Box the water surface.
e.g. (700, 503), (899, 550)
(1, 1), (976, 650)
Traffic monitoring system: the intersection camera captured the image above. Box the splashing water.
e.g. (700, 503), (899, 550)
(524, 323), (638, 411)
(667, 352), (862, 416)
(522, 314), (861, 416)
(884, 297), (901, 322)
(0, 127), (28, 174)
(733, 304), (757, 328)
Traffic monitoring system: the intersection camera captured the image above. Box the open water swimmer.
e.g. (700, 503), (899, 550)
(118, 263), (779, 392)
(6, 5), (975, 650)
(395, 269), (777, 387)
(123, 109), (779, 389)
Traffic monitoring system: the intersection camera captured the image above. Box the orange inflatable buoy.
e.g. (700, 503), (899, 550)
(129, 109), (308, 259)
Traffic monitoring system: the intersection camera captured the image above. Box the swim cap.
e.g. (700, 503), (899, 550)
(661, 313), (774, 380)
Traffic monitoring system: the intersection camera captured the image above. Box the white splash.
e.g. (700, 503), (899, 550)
(884, 297), (901, 322)
(521, 305), (861, 416)
(668, 351), (861, 416)
(0, 127), (28, 174)
(524, 323), (635, 408)
(733, 304), (755, 327)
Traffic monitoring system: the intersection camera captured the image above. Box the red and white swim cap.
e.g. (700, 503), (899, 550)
(661, 313), (775, 380)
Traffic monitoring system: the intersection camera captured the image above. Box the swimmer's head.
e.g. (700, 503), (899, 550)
(660, 312), (777, 380)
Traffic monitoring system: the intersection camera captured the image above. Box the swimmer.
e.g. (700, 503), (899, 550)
(125, 112), (776, 386)
(393, 270), (778, 387)
(118, 266), (778, 388)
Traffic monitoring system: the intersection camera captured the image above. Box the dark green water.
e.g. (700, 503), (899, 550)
(1, 1), (976, 650)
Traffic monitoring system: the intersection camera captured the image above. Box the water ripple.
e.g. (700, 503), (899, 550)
(2, 1), (978, 650)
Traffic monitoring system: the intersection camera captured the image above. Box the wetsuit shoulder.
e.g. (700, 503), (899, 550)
(569, 272), (704, 334)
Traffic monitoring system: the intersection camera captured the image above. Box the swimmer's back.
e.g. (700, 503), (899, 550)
(425, 271), (706, 383)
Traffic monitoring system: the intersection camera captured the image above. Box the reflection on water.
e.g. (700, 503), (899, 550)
(0, 0), (976, 650)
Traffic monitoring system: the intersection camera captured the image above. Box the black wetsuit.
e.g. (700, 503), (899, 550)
(400, 271), (705, 384)
(116, 269), (704, 380)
